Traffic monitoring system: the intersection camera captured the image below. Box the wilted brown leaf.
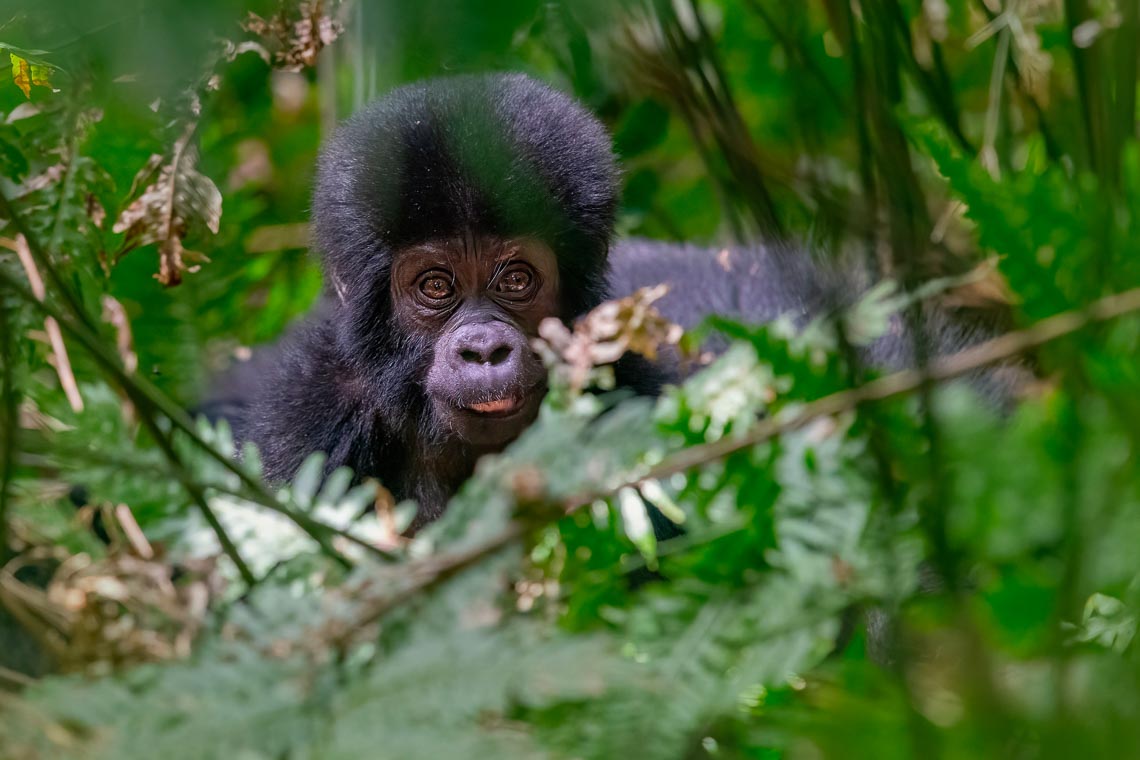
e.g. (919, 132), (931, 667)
(0, 539), (221, 671)
(16, 163), (64, 194)
(243, 0), (343, 71)
(112, 127), (222, 286)
(85, 192), (106, 229)
(535, 285), (683, 392)
(940, 257), (1015, 310)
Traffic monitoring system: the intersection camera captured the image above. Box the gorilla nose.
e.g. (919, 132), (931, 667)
(452, 323), (519, 367)
(459, 342), (512, 366)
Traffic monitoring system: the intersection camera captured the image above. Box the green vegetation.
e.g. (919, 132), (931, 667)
(1, 1), (1139, 757)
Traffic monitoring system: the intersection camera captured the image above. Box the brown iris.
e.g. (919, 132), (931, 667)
(419, 272), (453, 301)
(497, 266), (533, 294)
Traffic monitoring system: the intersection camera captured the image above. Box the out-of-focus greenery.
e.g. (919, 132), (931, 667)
(1, 1), (1140, 758)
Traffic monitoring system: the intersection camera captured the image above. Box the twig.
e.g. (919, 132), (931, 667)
(980, 26), (1012, 180)
(202, 481), (405, 560)
(0, 665), (34, 688)
(0, 197), (93, 338)
(330, 522), (524, 650)
(971, 0), (1062, 161)
(6, 235), (83, 412)
(47, 130), (82, 264)
(113, 504), (154, 559)
(135, 398), (257, 585)
(650, 0), (783, 237)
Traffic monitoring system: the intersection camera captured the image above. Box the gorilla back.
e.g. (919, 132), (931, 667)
(204, 72), (1016, 529)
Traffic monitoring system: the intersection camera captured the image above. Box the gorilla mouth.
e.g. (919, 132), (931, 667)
(464, 395), (524, 416)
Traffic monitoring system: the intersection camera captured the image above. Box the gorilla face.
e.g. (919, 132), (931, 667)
(393, 236), (559, 447)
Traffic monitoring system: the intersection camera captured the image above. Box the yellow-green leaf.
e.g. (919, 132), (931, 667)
(9, 51), (52, 99)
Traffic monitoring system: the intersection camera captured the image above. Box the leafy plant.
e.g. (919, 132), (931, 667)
(2, 1), (1140, 759)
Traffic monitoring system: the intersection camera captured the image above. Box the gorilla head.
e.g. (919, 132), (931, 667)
(312, 74), (618, 449)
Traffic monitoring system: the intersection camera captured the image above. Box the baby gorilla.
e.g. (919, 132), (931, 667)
(207, 73), (1013, 530)
(210, 73), (621, 526)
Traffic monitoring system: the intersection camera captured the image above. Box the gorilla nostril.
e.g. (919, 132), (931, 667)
(458, 343), (513, 365)
(488, 345), (512, 365)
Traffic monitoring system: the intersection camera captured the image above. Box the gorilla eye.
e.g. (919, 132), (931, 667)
(418, 272), (454, 302)
(496, 266), (534, 295)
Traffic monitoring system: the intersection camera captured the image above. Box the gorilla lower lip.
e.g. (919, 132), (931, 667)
(467, 396), (522, 415)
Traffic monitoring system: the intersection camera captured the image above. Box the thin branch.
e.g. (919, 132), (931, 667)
(980, 27), (1012, 180)
(651, 0), (783, 237)
(6, 235), (83, 413)
(0, 664), (34, 689)
(135, 410), (256, 585)
(113, 504), (154, 559)
(972, 0), (1063, 161)
(201, 481), (404, 560)
(330, 522), (525, 651)
(47, 129), (82, 261)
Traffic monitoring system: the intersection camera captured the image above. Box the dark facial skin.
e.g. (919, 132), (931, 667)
(391, 235), (560, 448)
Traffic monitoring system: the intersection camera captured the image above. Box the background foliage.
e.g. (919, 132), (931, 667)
(1, 0), (1139, 758)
